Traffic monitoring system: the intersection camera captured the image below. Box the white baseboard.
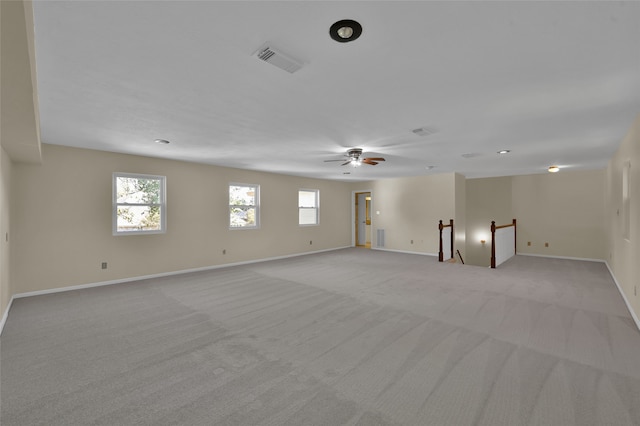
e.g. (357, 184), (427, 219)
(371, 247), (438, 257)
(517, 253), (605, 263)
(0, 296), (14, 337)
(1, 246), (351, 334)
(605, 261), (640, 332)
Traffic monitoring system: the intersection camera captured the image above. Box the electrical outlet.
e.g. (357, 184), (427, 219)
(545, 242), (549, 247)
(101, 262), (107, 269)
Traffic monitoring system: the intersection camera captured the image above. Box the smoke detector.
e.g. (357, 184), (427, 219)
(254, 43), (303, 74)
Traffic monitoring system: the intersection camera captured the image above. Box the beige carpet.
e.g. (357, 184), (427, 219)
(2, 249), (639, 425)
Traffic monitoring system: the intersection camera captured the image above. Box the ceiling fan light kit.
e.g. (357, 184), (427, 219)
(325, 148), (385, 168)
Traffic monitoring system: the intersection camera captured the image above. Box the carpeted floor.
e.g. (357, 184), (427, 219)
(2, 249), (639, 425)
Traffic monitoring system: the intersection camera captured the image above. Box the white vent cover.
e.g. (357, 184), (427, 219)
(412, 126), (437, 137)
(255, 44), (303, 74)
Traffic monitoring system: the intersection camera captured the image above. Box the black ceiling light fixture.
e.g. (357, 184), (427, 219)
(329, 19), (362, 43)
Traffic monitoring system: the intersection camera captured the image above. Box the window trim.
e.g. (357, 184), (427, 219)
(229, 183), (260, 230)
(113, 172), (166, 236)
(298, 188), (319, 226)
(622, 160), (631, 241)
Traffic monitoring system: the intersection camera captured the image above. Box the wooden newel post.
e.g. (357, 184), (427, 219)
(490, 221), (496, 269)
(438, 220), (444, 262)
(449, 219), (454, 261)
(512, 218), (517, 254)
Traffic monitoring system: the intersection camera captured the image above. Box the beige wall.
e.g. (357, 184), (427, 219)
(1, 149), (12, 316)
(0, 0), (42, 163)
(465, 170), (605, 267)
(606, 114), (640, 321)
(454, 173), (466, 263)
(351, 173), (458, 255)
(465, 176), (513, 267)
(11, 144), (352, 294)
(1, 0), (40, 318)
(512, 170), (605, 260)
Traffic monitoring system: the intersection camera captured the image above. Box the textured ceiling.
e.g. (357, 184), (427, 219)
(31, 1), (640, 181)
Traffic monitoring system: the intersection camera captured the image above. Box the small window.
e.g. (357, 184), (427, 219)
(113, 173), (166, 235)
(229, 184), (260, 229)
(299, 189), (319, 226)
(623, 160), (631, 241)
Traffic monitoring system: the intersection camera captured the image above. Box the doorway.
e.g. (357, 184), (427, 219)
(355, 192), (372, 248)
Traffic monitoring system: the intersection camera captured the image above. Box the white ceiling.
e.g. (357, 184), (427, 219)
(31, 1), (640, 181)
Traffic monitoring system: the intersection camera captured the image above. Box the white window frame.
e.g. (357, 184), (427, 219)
(622, 160), (631, 241)
(299, 189), (319, 226)
(113, 172), (166, 235)
(229, 183), (260, 230)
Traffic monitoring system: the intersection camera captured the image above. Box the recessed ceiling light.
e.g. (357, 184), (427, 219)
(154, 139), (170, 144)
(548, 165), (560, 173)
(330, 19), (362, 43)
(497, 150), (510, 154)
(425, 165), (436, 170)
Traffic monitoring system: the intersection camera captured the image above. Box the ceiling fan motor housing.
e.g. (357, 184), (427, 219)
(348, 148), (363, 159)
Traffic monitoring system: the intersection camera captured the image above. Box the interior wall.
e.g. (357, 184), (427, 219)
(606, 114), (640, 321)
(0, 0), (42, 163)
(1, 0), (40, 321)
(465, 176), (513, 267)
(454, 173), (466, 263)
(351, 173), (457, 255)
(464, 170), (605, 267)
(12, 144), (352, 294)
(512, 169), (605, 260)
(0, 149), (11, 316)
(0, 0), (4, 318)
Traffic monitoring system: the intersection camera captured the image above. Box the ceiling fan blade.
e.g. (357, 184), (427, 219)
(341, 161), (351, 166)
(364, 157), (385, 161)
(324, 159), (347, 162)
(362, 160), (379, 165)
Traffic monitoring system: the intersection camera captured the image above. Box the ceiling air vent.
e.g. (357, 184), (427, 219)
(412, 126), (437, 137)
(255, 44), (303, 74)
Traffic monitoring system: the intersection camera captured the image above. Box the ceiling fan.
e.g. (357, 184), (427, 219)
(324, 148), (385, 166)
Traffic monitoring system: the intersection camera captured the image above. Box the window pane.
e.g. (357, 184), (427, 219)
(116, 205), (162, 232)
(299, 190), (318, 225)
(623, 161), (631, 240)
(230, 185), (256, 206)
(299, 190), (316, 208)
(230, 206), (256, 227)
(299, 208), (317, 225)
(117, 176), (161, 204)
(113, 173), (165, 235)
(229, 184), (259, 229)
